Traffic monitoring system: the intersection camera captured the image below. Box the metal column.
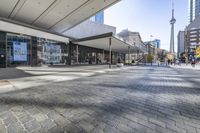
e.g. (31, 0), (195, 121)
(109, 38), (112, 69)
(102, 50), (104, 64)
(128, 46), (131, 65)
(76, 45), (79, 64)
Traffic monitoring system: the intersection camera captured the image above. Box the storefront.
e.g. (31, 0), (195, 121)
(0, 31), (69, 68)
(69, 44), (111, 65)
(72, 33), (134, 66)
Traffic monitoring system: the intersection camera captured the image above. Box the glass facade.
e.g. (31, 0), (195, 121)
(95, 12), (104, 24)
(90, 11), (104, 24)
(0, 32), (69, 67)
(70, 44), (110, 65)
(35, 38), (68, 65)
(7, 33), (31, 67)
(69, 44), (125, 65)
(189, 0), (200, 22)
(0, 31), (125, 67)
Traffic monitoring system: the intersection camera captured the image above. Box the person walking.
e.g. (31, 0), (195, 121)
(168, 59), (170, 66)
(157, 60), (160, 66)
(191, 57), (196, 67)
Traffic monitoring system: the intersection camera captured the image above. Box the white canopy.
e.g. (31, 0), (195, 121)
(0, 0), (120, 34)
(73, 33), (139, 54)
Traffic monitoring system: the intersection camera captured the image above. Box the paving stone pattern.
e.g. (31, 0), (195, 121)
(0, 66), (200, 133)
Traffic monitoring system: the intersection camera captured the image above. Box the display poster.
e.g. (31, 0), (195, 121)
(13, 42), (27, 61)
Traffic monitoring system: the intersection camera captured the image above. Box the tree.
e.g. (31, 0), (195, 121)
(196, 46), (200, 58)
(181, 52), (186, 62)
(147, 54), (154, 63)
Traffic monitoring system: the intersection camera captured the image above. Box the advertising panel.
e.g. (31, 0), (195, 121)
(13, 42), (27, 61)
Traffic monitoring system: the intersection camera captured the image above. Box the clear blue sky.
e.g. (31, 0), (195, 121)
(104, 0), (188, 51)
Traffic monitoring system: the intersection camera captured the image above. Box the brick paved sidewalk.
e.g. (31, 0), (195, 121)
(0, 66), (200, 133)
(0, 65), (128, 93)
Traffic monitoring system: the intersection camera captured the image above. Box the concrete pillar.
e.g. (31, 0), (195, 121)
(109, 38), (112, 69)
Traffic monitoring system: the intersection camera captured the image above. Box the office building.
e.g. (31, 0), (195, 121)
(185, 16), (200, 60)
(90, 11), (104, 24)
(117, 29), (147, 61)
(177, 31), (185, 58)
(144, 39), (161, 49)
(189, 0), (200, 22)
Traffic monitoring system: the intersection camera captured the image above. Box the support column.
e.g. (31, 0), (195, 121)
(5, 33), (7, 68)
(68, 42), (72, 65)
(124, 54), (126, 64)
(102, 50), (104, 64)
(137, 50), (140, 60)
(145, 54), (148, 65)
(128, 46), (131, 65)
(31, 37), (38, 66)
(30, 37), (32, 66)
(109, 38), (112, 69)
(76, 44), (79, 64)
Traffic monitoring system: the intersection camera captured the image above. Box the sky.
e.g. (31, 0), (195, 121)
(104, 0), (188, 52)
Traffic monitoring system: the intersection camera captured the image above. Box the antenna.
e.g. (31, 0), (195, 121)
(172, 0), (174, 17)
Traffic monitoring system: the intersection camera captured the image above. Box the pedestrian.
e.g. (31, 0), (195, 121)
(157, 60), (160, 66)
(191, 57), (196, 67)
(168, 59), (170, 66)
(170, 59), (173, 65)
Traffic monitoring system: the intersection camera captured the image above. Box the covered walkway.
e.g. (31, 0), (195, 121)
(73, 32), (143, 68)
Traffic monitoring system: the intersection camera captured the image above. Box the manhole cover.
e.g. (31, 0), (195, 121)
(0, 80), (9, 86)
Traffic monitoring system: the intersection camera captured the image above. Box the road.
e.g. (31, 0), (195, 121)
(0, 66), (200, 133)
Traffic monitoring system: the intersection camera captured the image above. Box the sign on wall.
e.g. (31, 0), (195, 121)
(13, 42), (27, 61)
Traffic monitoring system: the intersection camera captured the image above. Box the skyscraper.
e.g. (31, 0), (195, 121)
(177, 31), (185, 58)
(90, 11), (104, 24)
(189, 0), (200, 22)
(169, 0), (176, 53)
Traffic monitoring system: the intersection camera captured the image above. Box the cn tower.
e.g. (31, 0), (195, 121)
(169, 0), (176, 53)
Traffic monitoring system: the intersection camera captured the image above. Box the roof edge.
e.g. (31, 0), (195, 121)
(0, 17), (72, 39)
(73, 32), (113, 42)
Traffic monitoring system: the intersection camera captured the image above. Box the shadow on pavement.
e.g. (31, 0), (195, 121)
(0, 68), (33, 80)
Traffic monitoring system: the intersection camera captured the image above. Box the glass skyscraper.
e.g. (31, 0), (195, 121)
(90, 11), (104, 24)
(189, 0), (200, 22)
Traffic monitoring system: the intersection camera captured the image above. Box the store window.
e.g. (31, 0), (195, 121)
(6, 33), (31, 67)
(6, 33), (68, 67)
(37, 38), (68, 65)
